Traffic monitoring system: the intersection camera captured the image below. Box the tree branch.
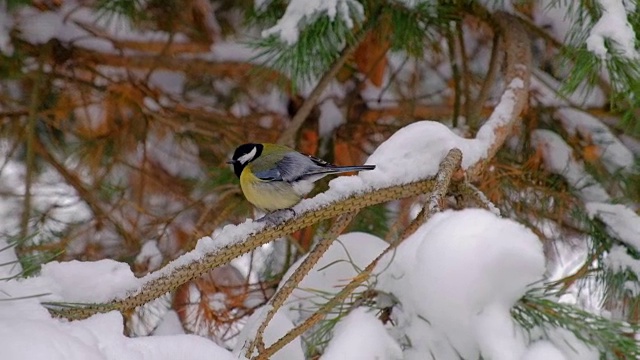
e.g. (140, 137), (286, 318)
(277, 28), (371, 147)
(48, 175), (443, 320)
(466, 10), (532, 181)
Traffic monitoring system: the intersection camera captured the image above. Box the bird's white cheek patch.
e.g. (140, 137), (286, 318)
(238, 147), (257, 164)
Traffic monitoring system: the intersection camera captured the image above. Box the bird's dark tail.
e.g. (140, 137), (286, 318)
(310, 165), (376, 176)
(335, 165), (376, 172)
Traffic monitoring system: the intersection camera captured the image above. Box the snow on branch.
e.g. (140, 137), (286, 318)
(532, 129), (640, 253)
(586, 203), (640, 252)
(260, 0), (363, 44)
(586, 0), (640, 59)
(467, 11), (531, 180)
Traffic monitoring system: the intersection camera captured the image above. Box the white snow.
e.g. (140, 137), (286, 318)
(0, 309), (235, 360)
(521, 340), (568, 360)
(152, 310), (186, 336)
(604, 245), (640, 277)
(586, 202), (640, 251)
(586, 0), (640, 59)
(0, 247), (235, 360)
(261, 0), (364, 44)
(233, 306), (304, 360)
(320, 308), (402, 360)
(378, 208), (546, 359)
(39, 259), (141, 303)
(135, 240), (164, 272)
(279, 232), (390, 324)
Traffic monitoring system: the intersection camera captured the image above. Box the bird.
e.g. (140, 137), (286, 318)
(227, 143), (376, 212)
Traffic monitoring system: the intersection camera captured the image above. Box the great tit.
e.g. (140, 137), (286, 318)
(227, 143), (376, 212)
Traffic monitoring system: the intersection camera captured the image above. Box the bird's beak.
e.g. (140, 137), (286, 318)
(226, 160), (235, 165)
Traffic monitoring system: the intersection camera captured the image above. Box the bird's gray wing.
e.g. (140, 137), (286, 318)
(253, 167), (283, 181)
(273, 152), (327, 182)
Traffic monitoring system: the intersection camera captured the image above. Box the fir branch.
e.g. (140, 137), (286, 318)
(514, 296), (640, 358)
(251, 4), (363, 87)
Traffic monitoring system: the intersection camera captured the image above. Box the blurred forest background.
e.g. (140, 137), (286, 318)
(1, 0), (640, 357)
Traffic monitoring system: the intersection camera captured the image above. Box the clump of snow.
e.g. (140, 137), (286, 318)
(355, 121), (476, 190)
(135, 131), (204, 179)
(586, 203), (640, 251)
(521, 341), (568, 360)
(280, 232), (389, 324)
(378, 208), (546, 359)
(320, 308), (402, 360)
(261, 0), (364, 44)
(40, 259), (141, 303)
(0, 244), (235, 359)
(1, 259), (139, 305)
(0, 308), (236, 360)
(555, 108), (634, 172)
(17, 10), (63, 44)
(586, 0), (640, 59)
(233, 305), (304, 360)
(540, 327), (599, 360)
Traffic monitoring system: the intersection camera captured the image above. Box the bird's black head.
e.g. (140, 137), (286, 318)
(227, 143), (264, 178)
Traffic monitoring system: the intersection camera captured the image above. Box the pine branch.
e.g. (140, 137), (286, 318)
(514, 296), (640, 358)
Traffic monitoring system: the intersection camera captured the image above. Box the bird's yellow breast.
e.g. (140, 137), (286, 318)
(239, 168), (302, 211)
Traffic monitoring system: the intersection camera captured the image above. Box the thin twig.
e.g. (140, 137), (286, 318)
(470, 31), (501, 128)
(446, 22), (462, 128)
(19, 63), (45, 241)
(456, 20), (472, 121)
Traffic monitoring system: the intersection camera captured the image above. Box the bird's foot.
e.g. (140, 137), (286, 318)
(258, 208), (296, 225)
